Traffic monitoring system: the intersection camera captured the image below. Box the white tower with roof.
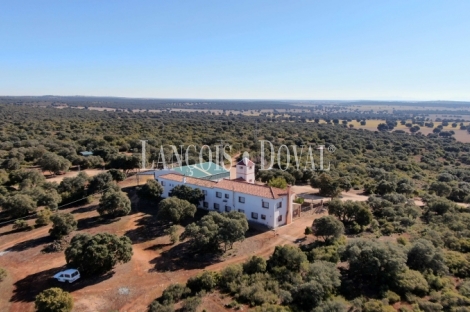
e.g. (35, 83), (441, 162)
(236, 152), (255, 183)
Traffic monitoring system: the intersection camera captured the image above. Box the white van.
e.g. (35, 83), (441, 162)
(53, 269), (80, 283)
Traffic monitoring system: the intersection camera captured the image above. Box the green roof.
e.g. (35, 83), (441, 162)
(173, 162), (229, 179)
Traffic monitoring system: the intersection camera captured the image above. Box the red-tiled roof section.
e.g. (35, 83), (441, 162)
(159, 173), (287, 199)
(236, 157), (255, 167)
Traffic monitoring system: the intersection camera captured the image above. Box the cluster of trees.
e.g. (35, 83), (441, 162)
(4, 101), (470, 310)
(0, 169), (131, 230)
(149, 235), (470, 312)
(149, 247), (345, 312)
(180, 211), (249, 252)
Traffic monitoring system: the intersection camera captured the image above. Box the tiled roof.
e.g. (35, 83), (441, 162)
(236, 157), (255, 167)
(159, 173), (288, 199)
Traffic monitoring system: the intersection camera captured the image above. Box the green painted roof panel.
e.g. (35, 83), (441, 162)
(173, 162), (229, 178)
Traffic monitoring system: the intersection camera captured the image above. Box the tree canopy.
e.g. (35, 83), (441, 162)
(65, 232), (133, 276)
(98, 189), (131, 218)
(180, 211), (249, 252)
(157, 197), (196, 224)
(35, 287), (73, 312)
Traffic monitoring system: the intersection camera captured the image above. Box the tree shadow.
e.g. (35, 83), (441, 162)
(70, 204), (97, 214)
(0, 228), (22, 237)
(245, 222), (270, 238)
(10, 266), (115, 303)
(148, 241), (222, 273)
(76, 215), (120, 231)
(7, 236), (53, 252)
(124, 215), (167, 244)
(145, 243), (173, 251)
(0, 211), (36, 229)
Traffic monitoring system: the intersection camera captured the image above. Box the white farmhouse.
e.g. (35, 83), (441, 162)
(157, 157), (294, 228)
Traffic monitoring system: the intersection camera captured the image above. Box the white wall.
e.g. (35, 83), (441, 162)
(158, 177), (288, 228)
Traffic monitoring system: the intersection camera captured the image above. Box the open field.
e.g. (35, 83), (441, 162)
(346, 120), (470, 143)
(43, 169), (105, 184)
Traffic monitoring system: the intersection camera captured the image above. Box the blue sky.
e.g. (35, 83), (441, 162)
(1, 1), (469, 100)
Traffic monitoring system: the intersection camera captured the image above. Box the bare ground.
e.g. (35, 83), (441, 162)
(0, 175), (324, 312)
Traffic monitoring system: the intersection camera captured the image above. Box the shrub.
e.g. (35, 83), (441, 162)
(35, 287), (73, 312)
(304, 226), (313, 235)
(294, 197), (305, 204)
(160, 283), (190, 305)
(219, 264), (243, 293)
(459, 280), (470, 298)
(253, 303), (292, 312)
(186, 271), (219, 293)
(291, 281), (327, 309)
(181, 296), (201, 312)
(165, 225), (179, 245)
(0, 267), (7, 282)
(13, 219), (32, 231)
(363, 300), (395, 312)
(313, 300), (348, 312)
(138, 179), (163, 200)
(385, 290), (401, 304)
(35, 208), (52, 227)
(243, 256), (267, 275)
(395, 270), (429, 296)
(397, 236), (408, 246)
(147, 301), (173, 312)
(49, 213), (77, 239)
(418, 300), (444, 312)
(307, 245), (340, 263)
(42, 237), (70, 253)
(238, 282), (279, 307)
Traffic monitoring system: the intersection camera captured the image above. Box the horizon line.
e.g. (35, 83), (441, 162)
(1, 95), (470, 103)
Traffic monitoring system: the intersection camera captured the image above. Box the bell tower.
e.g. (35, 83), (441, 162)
(236, 154), (255, 183)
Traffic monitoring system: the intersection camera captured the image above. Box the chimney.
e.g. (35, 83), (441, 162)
(285, 184), (293, 225)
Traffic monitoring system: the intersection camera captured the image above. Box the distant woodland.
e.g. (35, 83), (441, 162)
(3, 99), (470, 310)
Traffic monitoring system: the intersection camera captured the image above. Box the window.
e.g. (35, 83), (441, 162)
(216, 192), (222, 198)
(239, 166), (243, 169)
(65, 275), (70, 278)
(225, 206), (231, 212)
(238, 209), (245, 213)
(203, 202), (209, 208)
(249, 166), (252, 170)
(278, 215), (282, 222)
(251, 212), (258, 219)
(277, 202), (282, 208)
(225, 193), (229, 199)
(261, 214), (266, 220)
(71, 271), (79, 277)
(249, 179), (252, 182)
(203, 190), (207, 195)
(262, 202), (269, 208)
(239, 196), (245, 203)
(161, 181), (165, 186)
(214, 203), (220, 210)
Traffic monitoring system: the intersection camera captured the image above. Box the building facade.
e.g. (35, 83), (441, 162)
(157, 158), (293, 228)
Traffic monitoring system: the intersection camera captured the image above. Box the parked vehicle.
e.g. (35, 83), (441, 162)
(53, 269), (80, 283)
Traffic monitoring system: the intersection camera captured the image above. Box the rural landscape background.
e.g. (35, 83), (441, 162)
(2, 0), (470, 311)
(2, 98), (470, 311)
